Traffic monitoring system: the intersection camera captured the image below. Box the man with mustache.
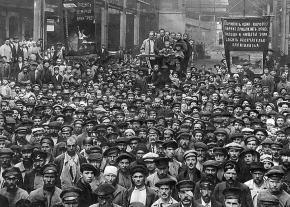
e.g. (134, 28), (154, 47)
(0, 167), (28, 207)
(28, 163), (62, 207)
(195, 175), (222, 207)
(168, 180), (201, 207)
(76, 163), (98, 207)
(213, 129), (229, 147)
(147, 157), (177, 190)
(177, 150), (201, 183)
(213, 161), (254, 207)
(151, 178), (178, 207)
(257, 168), (290, 207)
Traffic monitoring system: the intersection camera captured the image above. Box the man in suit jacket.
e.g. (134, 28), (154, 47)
(28, 62), (42, 85)
(51, 66), (63, 86)
(127, 165), (157, 207)
(212, 161), (254, 207)
(54, 137), (87, 189)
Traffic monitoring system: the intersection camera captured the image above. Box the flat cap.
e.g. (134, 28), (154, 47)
(176, 180), (194, 190)
(183, 150), (198, 160)
(95, 183), (115, 196)
(42, 163), (58, 175)
(80, 163), (98, 175)
(223, 187), (241, 199)
(60, 186), (81, 203)
(155, 178), (176, 188)
(142, 152), (159, 162)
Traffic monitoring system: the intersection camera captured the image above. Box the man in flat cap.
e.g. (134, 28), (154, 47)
(128, 164), (157, 207)
(168, 180), (202, 207)
(0, 167), (28, 207)
(116, 153), (133, 189)
(195, 175), (222, 207)
(257, 168), (290, 207)
(90, 183), (121, 207)
(15, 144), (34, 180)
(76, 163), (98, 207)
(28, 163), (62, 207)
(87, 153), (104, 191)
(177, 150), (201, 183)
(194, 160), (219, 200)
(213, 161), (254, 207)
(152, 178), (178, 207)
(143, 152), (159, 176)
(147, 157), (177, 190)
(223, 187), (242, 207)
(60, 186), (82, 207)
(244, 162), (268, 207)
(0, 148), (14, 186)
(163, 140), (181, 177)
(23, 149), (47, 193)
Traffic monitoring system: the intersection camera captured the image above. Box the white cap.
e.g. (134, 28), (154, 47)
(142, 152), (159, 162)
(104, 166), (118, 176)
(266, 119), (275, 126)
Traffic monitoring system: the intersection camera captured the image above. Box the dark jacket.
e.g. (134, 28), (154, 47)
(51, 74), (63, 85)
(113, 184), (128, 207)
(127, 186), (157, 207)
(0, 194), (9, 207)
(76, 179), (95, 207)
(177, 167), (201, 182)
(213, 181), (254, 207)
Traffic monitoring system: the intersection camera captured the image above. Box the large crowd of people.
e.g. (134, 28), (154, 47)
(0, 28), (288, 207)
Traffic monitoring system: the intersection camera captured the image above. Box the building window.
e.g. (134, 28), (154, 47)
(9, 16), (18, 38)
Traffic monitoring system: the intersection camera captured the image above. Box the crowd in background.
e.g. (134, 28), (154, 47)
(0, 28), (288, 207)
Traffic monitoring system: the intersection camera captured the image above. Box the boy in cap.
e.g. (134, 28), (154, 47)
(223, 187), (242, 207)
(152, 178), (178, 207)
(76, 163), (98, 207)
(28, 163), (62, 207)
(0, 167), (28, 207)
